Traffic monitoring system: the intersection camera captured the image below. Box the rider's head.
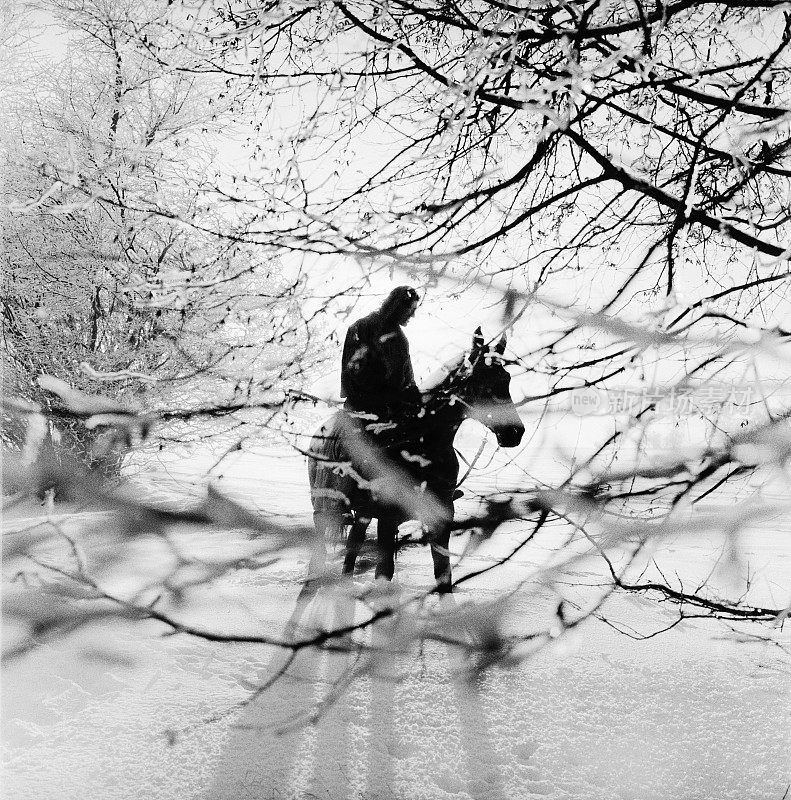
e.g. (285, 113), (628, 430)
(379, 286), (420, 327)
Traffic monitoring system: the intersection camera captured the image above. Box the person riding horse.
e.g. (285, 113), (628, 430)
(340, 285), (421, 426)
(337, 286), (424, 572)
(308, 323), (525, 591)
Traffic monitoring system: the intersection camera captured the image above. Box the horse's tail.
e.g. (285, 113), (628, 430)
(306, 413), (354, 520)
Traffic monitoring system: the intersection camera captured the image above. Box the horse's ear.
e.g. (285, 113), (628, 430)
(494, 334), (507, 355)
(472, 327), (485, 355)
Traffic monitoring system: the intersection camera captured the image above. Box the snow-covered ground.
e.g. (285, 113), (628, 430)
(3, 415), (790, 799)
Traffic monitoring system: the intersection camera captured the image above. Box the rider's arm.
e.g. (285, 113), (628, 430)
(341, 317), (383, 402)
(340, 326), (357, 399)
(380, 328), (420, 407)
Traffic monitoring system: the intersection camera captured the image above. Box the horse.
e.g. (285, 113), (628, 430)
(306, 328), (525, 593)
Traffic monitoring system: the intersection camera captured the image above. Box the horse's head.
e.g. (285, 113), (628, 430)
(458, 328), (525, 448)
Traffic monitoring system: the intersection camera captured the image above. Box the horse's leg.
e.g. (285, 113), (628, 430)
(310, 511), (345, 578)
(342, 515), (370, 575)
(284, 510), (337, 636)
(374, 515), (399, 581)
(429, 503), (454, 593)
(285, 574), (321, 638)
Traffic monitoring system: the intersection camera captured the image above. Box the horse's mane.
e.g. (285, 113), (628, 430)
(420, 352), (467, 395)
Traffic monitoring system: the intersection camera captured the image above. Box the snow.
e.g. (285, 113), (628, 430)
(3, 419), (790, 799)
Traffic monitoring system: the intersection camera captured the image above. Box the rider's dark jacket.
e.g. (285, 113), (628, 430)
(341, 311), (419, 419)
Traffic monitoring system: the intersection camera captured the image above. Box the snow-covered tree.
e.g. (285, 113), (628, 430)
(2, 0), (313, 468)
(3, 0), (789, 715)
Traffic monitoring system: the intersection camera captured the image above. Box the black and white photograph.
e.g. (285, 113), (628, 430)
(2, 0), (790, 797)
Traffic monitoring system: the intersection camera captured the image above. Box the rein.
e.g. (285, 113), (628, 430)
(427, 351), (507, 490)
(429, 362), (487, 490)
(455, 435), (487, 488)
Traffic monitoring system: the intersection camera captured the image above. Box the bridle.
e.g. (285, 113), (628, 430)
(434, 350), (508, 489)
